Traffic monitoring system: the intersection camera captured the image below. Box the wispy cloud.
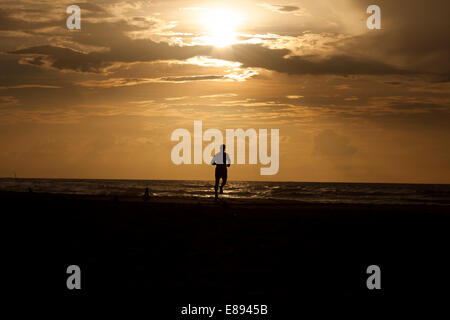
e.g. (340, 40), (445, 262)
(0, 95), (19, 106)
(0, 84), (60, 90)
(258, 3), (309, 16)
(199, 93), (238, 99)
(286, 95), (304, 99)
(165, 96), (189, 101)
(75, 74), (234, 88)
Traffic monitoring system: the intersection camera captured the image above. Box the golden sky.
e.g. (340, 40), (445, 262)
(1, 0), (450, 183)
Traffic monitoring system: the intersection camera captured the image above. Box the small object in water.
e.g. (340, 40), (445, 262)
(143, 187), (151, 201)
(28, 187), (33, 193)
(113, 195), (119, 202)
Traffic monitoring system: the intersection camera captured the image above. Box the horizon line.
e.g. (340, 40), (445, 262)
(0, 176), (449, 186)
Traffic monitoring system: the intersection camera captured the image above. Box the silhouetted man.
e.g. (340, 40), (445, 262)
(211, 144), (231, 200)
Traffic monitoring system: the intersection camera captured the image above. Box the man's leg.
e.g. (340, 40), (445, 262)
(220, 173), (227, 194)
(214, 176), (220, 200)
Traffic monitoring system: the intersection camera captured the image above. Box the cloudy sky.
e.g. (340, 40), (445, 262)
(1, 0), (449, 183)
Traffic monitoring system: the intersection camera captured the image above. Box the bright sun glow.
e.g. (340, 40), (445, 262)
(201, 9), (242, 47)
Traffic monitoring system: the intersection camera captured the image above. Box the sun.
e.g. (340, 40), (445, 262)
(201, 9), (242, 47)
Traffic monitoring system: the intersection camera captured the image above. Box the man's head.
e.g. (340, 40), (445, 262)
(221, 144), (226, 152)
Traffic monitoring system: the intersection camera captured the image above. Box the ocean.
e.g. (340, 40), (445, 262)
(1, 178), (449, 205)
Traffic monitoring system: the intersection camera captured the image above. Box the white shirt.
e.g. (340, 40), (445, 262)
(211, 152), (231, 165)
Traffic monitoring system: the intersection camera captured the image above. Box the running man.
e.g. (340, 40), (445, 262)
(211, 144), (231, 200)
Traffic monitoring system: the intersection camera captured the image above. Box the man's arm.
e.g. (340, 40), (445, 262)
(226, 153), (231, 167)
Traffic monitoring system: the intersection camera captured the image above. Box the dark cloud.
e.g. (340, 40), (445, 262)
(0, 8), (61, 31)
(0, 53), (64, 88)
(9, 45), (110, 73)
(0, 0), (406, 77)
(161, 75), (226, 82)
(272, 5), (301, 13)
(259, 4), (303, 14)
(339, 0), (450, 75)
(212, 44), (408, 75)
(386, 102), (443, 111)
(76, 2), (107, 13)
(24, 56), (45, 66)
(8, 17), (214, 73)
(3, 0), (449, 79)
(8, 40), (409, 76)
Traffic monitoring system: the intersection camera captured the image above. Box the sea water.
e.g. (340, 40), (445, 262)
(1, 178), (449, 205)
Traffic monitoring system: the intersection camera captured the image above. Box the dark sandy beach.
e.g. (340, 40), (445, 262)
(5, 190), (450, 313)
